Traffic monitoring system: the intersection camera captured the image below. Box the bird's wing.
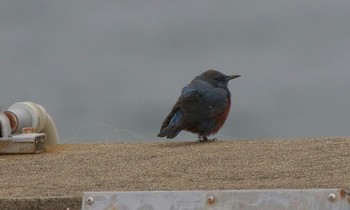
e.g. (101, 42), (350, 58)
(159, 80), (230, 133)
(176, 81), (230, 126)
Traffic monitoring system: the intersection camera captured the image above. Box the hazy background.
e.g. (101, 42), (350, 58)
(1, 0), (349, 143)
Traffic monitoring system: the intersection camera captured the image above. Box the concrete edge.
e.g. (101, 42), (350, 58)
(0, 196), (81, 210)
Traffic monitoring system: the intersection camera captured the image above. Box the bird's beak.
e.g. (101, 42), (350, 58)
(226, 75), (241, 81)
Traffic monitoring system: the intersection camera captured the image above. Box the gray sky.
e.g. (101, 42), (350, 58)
(1, 0), (350, 143)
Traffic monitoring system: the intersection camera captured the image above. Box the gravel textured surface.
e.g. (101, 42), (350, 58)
(1, 137), (350, 198)
(1, 137), (350, 209)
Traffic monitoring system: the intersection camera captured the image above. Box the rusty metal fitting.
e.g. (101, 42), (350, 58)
(207, 195), (215, 204)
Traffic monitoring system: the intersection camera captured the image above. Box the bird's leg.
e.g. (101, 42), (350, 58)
(202, 136), (209, 142)
(197, 135), (206, 142)
(198, 135), (217, 142)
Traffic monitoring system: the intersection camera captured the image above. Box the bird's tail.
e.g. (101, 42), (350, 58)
(157, 126), (181, 139)
(157, 109), (182, 139)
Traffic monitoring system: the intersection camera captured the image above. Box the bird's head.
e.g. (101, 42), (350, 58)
(199, 70), (241, 88)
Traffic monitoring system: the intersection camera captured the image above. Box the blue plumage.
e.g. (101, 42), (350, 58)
(158, 70), (240, 142)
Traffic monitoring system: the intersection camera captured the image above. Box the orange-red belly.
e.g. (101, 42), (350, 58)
(212, 101), (231, 134)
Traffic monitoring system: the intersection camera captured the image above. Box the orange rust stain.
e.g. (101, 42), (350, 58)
(339, 189), (346, 199)
(0, 141), (12, 150)
(22, 127), (36, 134)
(4, 111), (18, 133)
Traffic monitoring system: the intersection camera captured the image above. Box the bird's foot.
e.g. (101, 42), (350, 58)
(209, 138), (218, 142)
(197, 136), (217, 143)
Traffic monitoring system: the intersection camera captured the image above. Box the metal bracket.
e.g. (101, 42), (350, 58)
(0, 133), (46, 154)
(82, 189), (350, 210)
(0, 110), (46, 154)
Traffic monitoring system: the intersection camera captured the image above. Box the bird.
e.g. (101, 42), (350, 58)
(157, 70), (240, 142)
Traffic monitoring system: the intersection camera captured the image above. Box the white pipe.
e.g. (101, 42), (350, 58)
(7, 102), (59, 145)
(41, 112), (59, 145)
(0, 112), (11, 138)
(4, 108), (32, 134)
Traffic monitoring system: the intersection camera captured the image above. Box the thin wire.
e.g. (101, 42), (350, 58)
(61, 122), (148, 144)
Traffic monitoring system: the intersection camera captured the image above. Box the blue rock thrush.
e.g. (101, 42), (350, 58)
(157, 70), (240, 142)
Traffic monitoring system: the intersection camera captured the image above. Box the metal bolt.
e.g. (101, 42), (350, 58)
(207, 195), (215, 204)
(328, 193), (336, 202)
(87, 196), (94, 205)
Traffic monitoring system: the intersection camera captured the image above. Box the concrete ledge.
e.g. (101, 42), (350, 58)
(1, 137), (350, 209)
(0, 196), (81, 210)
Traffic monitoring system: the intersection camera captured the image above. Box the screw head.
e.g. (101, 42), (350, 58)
(328, 193), (336, 202)
(87, 196), (94, 205)
(207, 195), (215, 204)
